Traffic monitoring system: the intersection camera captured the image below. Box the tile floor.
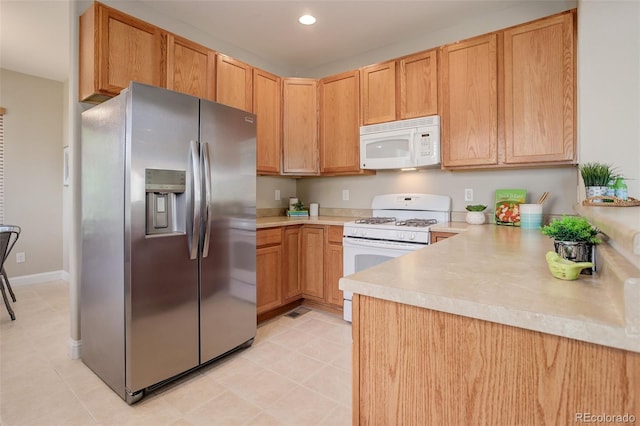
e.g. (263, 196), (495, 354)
(0, 280), (352, 425)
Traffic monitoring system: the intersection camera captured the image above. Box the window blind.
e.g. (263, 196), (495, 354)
(0, 107), (5, 224)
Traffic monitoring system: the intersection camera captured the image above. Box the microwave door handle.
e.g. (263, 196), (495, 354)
(409, 129), (417, 165)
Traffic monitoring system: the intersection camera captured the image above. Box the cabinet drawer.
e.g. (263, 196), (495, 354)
(327, 225), (344, 244)
(257, 228), (282, 247)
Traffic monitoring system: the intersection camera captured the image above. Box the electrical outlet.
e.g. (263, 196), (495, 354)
(275, 189), (280, 201)
(464, 188), (474, 202)
(342, 189), (350, 201)
(16, 252), (25, 263)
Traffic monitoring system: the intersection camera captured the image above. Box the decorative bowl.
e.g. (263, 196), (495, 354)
(545, 251), (593, 280)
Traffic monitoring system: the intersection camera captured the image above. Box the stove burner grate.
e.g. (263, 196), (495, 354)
(395, 219), (438, 227)
(354, 217), (396, 225)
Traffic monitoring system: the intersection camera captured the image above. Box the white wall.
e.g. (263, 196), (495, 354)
(577, 0), (640, 197)
(257, 176), (298, 209)
(0, 69), (64, 276)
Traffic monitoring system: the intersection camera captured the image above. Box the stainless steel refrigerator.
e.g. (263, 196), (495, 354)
(81, 82), (256, 404)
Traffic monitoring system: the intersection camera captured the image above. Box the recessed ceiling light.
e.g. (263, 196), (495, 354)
(299, 14), (316, 25)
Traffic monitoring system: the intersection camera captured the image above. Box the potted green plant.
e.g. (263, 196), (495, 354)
(579, 162), (615, 201)
(540, 215), (600, 274)
(465, 204), (487, 225)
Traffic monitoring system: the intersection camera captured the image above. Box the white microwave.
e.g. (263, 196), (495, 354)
(360, 115), (440, 170)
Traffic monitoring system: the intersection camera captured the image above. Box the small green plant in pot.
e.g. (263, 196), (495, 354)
(540, 215), (600, 274)
(465, 204), (487, 225)
(579, 162), (615, 201)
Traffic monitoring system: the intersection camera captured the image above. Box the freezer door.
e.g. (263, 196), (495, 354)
(199, 101), (257, 363)
(126, 83), (200, 393)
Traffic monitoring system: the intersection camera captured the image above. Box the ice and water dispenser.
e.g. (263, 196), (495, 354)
(145, 168), (186, 236)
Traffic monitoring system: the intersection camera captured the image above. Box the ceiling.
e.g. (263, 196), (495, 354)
(2, 0), (536, 82)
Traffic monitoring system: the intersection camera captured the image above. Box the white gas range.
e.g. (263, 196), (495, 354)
(342, 193), (451, 322)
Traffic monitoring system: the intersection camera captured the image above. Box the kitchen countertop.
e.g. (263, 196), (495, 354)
(339, 223), (640, 352)
(257, 215), (355, 229)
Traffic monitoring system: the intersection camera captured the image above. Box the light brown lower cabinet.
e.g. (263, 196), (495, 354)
(429, 231), (457, 244)
(256, 225), (344, 320)
(352, 294), (639, 425)
(256, 228), (282, 314)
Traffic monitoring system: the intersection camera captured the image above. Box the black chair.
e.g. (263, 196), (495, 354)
(0, 225), (20, 320)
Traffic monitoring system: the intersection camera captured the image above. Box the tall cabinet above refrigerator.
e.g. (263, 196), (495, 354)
(81, 82), (256, 404)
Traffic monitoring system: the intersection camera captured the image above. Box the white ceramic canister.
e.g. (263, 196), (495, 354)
(520, 204), (543, 229)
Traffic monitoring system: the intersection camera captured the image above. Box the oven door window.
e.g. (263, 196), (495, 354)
(354, 253), (394, 273)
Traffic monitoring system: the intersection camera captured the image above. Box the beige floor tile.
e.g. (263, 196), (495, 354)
(0, 281), (354, 426)
(265, 384), (339, 426)
(184, 390), (262, 425)
(302, 364), (352, 405)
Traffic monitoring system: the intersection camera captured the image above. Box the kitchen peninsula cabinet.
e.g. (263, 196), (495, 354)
(254, 68), (282, 175)
(352, 295), (639, 424)
(319, 71), (363, 175)
(79, 1), (162, 103)
(163, 33), (216, 101)
(256, 228), (283, 314)
(360, 50), (438, 125)
(503, 11), (576, 165)
(216, 54), (253, 112)
(439, 33), (498, 168)
(429, 231), (457, 243)
(282, 78), (319, 175)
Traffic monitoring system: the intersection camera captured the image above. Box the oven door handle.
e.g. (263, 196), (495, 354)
(342, 237), (426, 251)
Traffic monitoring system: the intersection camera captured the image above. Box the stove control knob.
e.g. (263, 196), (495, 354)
(409, 233), (416, 240)
(361, 229), (367, 237)
(351, 229), (357, 235)
(398, 231), (405, 239)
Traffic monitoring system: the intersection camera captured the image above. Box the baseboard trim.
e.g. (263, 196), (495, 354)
(9, 270), (68, 286)
(68, 338), (82, 359)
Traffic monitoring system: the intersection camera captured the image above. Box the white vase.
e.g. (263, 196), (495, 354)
(585, 186), (608, 202)
(466, 211), (485, 225)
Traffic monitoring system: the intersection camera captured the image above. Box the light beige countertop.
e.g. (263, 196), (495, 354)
(257, 216), (354, 229)
(340, 223), (640, 352)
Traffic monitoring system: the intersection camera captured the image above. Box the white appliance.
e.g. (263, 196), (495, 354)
(342, 193), (451, 322)
(360, 115), (440, 170)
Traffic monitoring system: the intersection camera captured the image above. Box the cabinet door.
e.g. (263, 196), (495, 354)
(301, 226), (325, 300)
(440, 34), (498, 168)
(283, 227), (302, 303)
(216, 54), (253, 112)
(324, 226), (344, 307)
(503, 12), (575, 165)
(164, 33), (215, 101)
(80, 2), (162, 102)
(320, 71), (361, 174)
(282, 78), (319, 174)
(429, 231), (457, 244)
(399, 50), (438, 119)
(256, 245), (282, 314)
(360, 61), (397, 125)
(254, 68), (282, 175)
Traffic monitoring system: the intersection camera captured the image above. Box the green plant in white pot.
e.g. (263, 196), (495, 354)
(540, 216), (600, 274)
(579, 162), (615, 202)
(465, 204), (487, 225)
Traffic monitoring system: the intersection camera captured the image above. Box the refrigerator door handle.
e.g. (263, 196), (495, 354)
(202, 142), (212, 258)
(188, 140), (201, 260)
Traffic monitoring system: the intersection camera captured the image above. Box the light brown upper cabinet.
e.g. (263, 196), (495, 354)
(360, 50), (438, 125)
(439, 34), (499, 168)
(216, 54), (253, 112)
(282, 78), (319, 175)
(503, 11), (576, 165)
(360, 61), (397, 125)
(254, 68), (282, 175)
(163, 33), (216, 101)
(319, 70), (363, 175)
(79, 1), (162, 103)
(399, 50), (438, 120)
